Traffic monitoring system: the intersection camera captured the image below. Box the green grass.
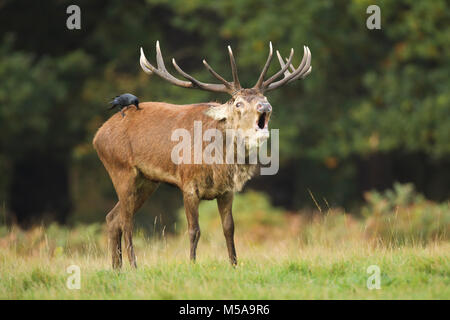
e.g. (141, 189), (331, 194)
(0, 187), (449, 299)
(0, 228), (448, 299)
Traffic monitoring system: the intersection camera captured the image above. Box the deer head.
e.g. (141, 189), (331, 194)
(139, 41), (312, 145)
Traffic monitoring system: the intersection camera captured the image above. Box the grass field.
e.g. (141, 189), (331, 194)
(1, 188), (449, 299)
(0, 236), (449, 299)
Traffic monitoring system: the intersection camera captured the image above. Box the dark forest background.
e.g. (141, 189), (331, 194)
(0, 0), (448, 232)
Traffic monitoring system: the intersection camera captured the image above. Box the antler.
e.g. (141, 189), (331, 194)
(140, 41), (311, 95)
(140, 41), (241, 94)
(253, 43), (312, 92)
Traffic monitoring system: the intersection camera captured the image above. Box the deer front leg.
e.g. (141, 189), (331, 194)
(217, 192), (237, 266)
(183, 192), (201, 262)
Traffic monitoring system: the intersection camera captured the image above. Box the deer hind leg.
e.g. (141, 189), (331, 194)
(106, 166), (159, 269)
(183, 192), (201, 262)
(106, 202), (122, 269)
(217, 192), (237, 266)
(120, 176), (159, 268)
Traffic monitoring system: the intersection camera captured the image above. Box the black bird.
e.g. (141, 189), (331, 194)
(108, 93), (140, 117)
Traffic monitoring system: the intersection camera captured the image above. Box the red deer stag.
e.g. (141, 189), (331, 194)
(93, 41), (311, 269)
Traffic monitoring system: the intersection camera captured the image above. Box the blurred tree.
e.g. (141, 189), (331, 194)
(0, 38), (93, 225)
(0, 0), (448, 227)
(142, 0), (450, 205)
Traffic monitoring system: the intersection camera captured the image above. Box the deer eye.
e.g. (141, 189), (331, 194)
(235, 102), (242, 108)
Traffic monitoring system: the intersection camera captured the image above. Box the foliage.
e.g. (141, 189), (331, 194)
(0, 0), (449, 226)
(175, 187), (449, 245)
(146, 0), (450, 159)
(176, 191), (285, 235)
(0, 212), (449, 299)
(1, 186), (449, 298)
(363, 183), (449, 245)
(0, 37), (94, 156)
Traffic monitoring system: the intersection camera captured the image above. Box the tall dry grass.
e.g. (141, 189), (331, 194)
(0, 184), (448, 299)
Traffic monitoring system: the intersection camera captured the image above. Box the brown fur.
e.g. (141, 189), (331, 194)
(94, 93), (269, 269)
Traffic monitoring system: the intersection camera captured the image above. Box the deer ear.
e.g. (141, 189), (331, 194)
(204, 105), (228, 121)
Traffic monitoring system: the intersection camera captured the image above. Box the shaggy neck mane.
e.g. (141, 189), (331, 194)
(202, 104), (259, 192)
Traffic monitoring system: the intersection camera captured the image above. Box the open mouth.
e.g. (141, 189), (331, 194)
(257, 112), (268, 130)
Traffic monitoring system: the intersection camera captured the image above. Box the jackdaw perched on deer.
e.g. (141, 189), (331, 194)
(93, 40), (311, 269)
(108, 93), (140, 117)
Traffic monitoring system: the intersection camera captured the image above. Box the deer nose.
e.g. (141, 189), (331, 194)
(257, 102), (272, 113)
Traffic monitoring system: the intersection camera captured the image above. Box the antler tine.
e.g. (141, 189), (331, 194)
(254, 42), (274, 89)
(290, 46), (312, 80)
(140, 48), (153, 75)
(155, 41), (167, 71)
(228, 46), (241, 90)
(277, 51), (292, 78)
(262, 48), (294, 88)
(299, 65), (312, 79)
(140, 46), (192, 87)
(284, 55), (311, 81)
(202, 59), (233, 90)
(284, 57), (296, 73)
(265, 46), (312, 91)
(172, 58), (231, 93)
(140, 41), (231, 93)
